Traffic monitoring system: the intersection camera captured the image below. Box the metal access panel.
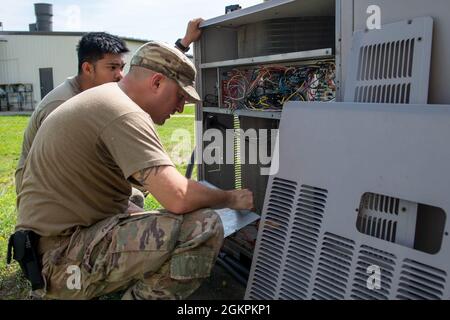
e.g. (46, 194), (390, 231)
(339, 0), (450, 104)
(344, 17), (433, 104)
(246, 101), (450, 300)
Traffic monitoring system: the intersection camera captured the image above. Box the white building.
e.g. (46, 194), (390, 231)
(0, 31), (147, 111)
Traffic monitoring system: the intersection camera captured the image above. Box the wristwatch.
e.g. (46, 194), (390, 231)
(175, 38), (190, 53)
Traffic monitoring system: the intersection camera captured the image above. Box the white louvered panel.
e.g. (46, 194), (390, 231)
(247, 178), (297, 300)
(345, 17), (433, 104)
(312, 233), (355, 300)
(351, 246), (396, 300)
(247, 101), (450, 300)
(279, 185), (327, 300)
(397, 260), (446, 300)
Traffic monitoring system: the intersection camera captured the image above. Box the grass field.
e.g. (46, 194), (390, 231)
(0, 105), (196, 299)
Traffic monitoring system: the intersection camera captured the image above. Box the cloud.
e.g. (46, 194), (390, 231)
(0, 0), (35, 31)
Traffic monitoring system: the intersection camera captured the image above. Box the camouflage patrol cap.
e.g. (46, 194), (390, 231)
(130, 41), (201, 102)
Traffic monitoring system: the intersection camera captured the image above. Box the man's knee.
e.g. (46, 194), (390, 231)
(171, 209), (224, 280)
(180, 208), (224, 245)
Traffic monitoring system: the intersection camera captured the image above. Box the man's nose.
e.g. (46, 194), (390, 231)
(117, 69), (125, 80)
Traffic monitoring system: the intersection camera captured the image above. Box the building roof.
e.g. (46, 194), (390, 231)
(0, 31), (149, 43)
(0, 31), (194, 58)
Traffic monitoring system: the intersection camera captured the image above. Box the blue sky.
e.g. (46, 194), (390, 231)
(0, 0), (263, 44)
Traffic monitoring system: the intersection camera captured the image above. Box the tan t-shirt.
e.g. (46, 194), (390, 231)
(15, 76), (81, 194)
(16, 83), (174, 237)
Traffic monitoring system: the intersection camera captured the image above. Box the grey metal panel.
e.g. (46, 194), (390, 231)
(338, 0), (354, 101)
(201, 27), (238, 63)
(239, 117), (279, 214)
(200, 68), (219, 102)
(200, 49), (333, 69)
(246, 101), (450, 300)
(235, 110), (281, 120)
(237, 17), (335, 58)
(193, 41), (204, 181)
(202, 113), (236, 190)
(202, 107), (282, 120)
(200, 0), (335, 28)
(344, 17), (433, 104)
(334, 0), (344, 102)
(340, 0), (450, 104)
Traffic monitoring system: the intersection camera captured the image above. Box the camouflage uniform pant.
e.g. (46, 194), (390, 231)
(37, 209), (223, 300)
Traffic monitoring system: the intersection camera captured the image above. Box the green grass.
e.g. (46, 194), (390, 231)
(0, 105), (196, 299)
(143, 104), (196, 210)
(181, 104), (195, 116)
(0, 116), (31, 299)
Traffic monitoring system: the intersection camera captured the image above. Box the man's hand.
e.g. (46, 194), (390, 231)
(181, 18), (204, 48)
(225, 189), (254, 211)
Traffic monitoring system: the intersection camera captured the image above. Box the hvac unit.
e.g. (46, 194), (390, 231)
(195, 0), (337, 265)
(195, 0), (450, 300)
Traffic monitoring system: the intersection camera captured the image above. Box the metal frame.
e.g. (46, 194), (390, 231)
(194, 0), (340, 183)
(200, 49), (333, 69)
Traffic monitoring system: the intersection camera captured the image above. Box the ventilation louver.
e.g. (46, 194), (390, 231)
(345, 17), (433, 104)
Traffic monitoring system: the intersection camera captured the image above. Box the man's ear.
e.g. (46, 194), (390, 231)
(149, 73), (165, 92)
(81, 62), (94, 77)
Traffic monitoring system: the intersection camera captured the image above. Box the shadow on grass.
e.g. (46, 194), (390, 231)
(0, 114), (32, 117)
(0, 268), (125, 300)
(0, 270), (30, 300)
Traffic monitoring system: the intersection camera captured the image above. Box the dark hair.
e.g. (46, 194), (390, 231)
(77, 32), (129, 74)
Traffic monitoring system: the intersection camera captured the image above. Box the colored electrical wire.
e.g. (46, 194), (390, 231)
(218, 61), (336, 111)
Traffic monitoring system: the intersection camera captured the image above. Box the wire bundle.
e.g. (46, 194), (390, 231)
(221, 61), (336, 111)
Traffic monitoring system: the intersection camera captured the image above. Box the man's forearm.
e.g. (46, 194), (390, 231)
(181, 180), (232, 212)
(132, 166), (252, 214)
(133, 166), (230, 214)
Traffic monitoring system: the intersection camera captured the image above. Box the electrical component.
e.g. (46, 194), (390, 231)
(217, 61), (336, 111)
